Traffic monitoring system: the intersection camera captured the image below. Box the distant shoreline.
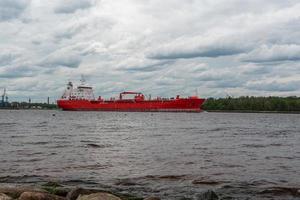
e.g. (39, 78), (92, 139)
(205, 110), (300, 114)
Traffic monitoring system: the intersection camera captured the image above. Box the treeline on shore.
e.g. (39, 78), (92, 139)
(202, 96), (300, 112)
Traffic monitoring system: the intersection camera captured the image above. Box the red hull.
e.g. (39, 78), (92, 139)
(57, 98), (205, 112)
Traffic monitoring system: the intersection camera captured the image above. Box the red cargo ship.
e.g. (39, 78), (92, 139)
(57, 80), (205, 112)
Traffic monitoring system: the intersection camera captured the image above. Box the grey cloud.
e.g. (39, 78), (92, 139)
(200, 74), (245, 88)
(148, 35), (249, 60)
(54, 23), (86, 40)
(41, 54), (82, 68)
(246, 80), (300, 92)
(149, 46), (244, 60)
(240, 44), (300, 63)
(39, 44), (92, 68)
(0, 51), (21, 66)
(212, 79), (245, 88)
(54, 0), (94, 14)
(0, 0), (29, 21)
(240, 65), (272, 75)
(0, 65), (38, 78)
(39, 42), (103, 68)
(120, 60), (174, 72)
(194, 69), (233, 82)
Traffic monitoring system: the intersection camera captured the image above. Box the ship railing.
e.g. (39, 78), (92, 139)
(119, 91), (144, 100)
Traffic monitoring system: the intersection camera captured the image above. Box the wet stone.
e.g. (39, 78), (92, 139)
(0, 193), (13, 200)
(19, 191), (66, 200)
(0, 187), (46, 199)
(76, 193), (121, 200)
(67, 188), (107, 200)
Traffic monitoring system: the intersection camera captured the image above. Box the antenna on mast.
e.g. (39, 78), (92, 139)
(1, 88), (5, 105)
(80, 74), (85, 85)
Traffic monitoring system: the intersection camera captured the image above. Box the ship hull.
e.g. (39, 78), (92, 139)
(57, 98), (205, 112)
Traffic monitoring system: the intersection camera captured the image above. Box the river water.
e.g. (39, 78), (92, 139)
(0, 110), (299, 199)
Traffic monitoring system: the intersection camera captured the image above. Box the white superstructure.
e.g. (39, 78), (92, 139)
(61, 79), (95, 100)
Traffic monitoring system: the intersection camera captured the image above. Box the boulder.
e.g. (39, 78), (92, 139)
(67, 188), (107, 200)
(0, 193), (13, 200)
(19, 192), (66, 200)
(0, 187), (46, 199)
(196, 190), (219, 200)
(76, 193), (121, 200)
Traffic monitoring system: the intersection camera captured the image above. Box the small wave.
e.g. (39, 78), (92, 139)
(144, 175), (187, 180)
(31, 121), (48, 128)
(115, 179), (140, 186)
(15, 158), (44, 162)
(10, 135), (25, 138)
(0, 175), (49, 183)
(192, 179), (221, 185)
(259, 186), (300, 197)
(221, 163), (243, 168)
(242, 144), (266, 148)
(14, 151), (43, 156)
(80, 140), (95, 143)
(62, 179), (99, 185)
(269, 143), (284, 147)
(85, 143), (111, 148)
(47, 145), (71, 148)
(266, 130), (293, 137)
(75, 125), (89, 129)
(265, 156), (294, 160)
(63, 164), (112, 170)
(209, 127), (230, 132)
(26, 141), (48, 145)
(0, 122), (18, 127)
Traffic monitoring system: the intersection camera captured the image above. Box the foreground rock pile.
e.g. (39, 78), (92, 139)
(0, 183), (220, 200)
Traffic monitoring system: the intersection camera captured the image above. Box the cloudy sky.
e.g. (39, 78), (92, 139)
(1, 0), (300, 102)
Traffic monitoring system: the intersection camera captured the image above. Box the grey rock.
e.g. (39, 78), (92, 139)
(67, 188), (107, 200)
(0, 187), (46, 199)
(76, 192), (121, 200)
(0, 193), (13, 200)
(19, 191), (66, 200)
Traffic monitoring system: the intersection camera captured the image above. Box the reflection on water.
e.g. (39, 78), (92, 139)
(0, 110), (299, 199)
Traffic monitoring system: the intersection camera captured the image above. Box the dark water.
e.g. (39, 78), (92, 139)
(0, 110), (299, 199)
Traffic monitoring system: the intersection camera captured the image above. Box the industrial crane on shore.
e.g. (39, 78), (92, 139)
(1, 88), (8, 107)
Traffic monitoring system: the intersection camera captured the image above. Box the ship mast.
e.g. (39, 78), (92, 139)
(80, 75), (86, 86)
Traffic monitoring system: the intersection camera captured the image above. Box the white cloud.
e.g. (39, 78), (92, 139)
(246, 80), (300, 92)
(240, 44), (300, 63)
(147, 35), (249, 60)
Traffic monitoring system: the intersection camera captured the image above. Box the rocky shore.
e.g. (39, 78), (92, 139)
(0, 182), (219, 200)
